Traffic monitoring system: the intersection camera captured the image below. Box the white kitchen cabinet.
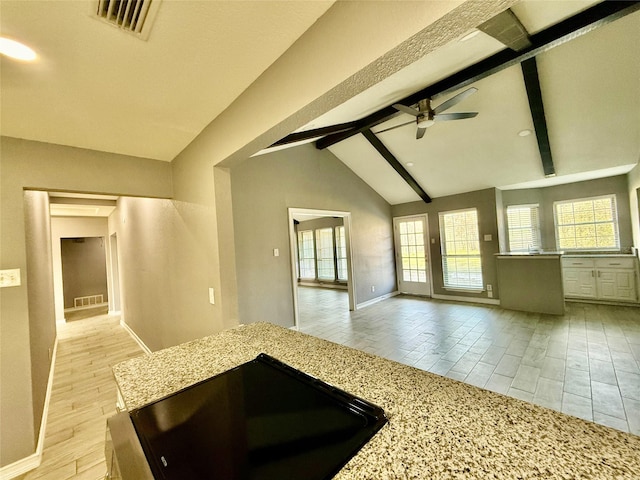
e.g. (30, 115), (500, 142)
(561, 256), (638, 303)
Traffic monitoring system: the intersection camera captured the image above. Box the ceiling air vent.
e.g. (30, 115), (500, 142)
(93, 0), (162, 40)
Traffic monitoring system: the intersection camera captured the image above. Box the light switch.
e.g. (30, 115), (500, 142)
(0, 269), (21, 288)
(273, 248), (279, 257)
(484, 234), (492, 241)
(208, 287), (215, 305)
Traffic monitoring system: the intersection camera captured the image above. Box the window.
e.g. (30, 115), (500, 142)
(297, 230), (315, 279)
(507, 204), (541, 252)
(315, 228), (335, 280)
(335, 226), (348, 281)
(439, 208), (483, 289)
(554, 195), (619, 251)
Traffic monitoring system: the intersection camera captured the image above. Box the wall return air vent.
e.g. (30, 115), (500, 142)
(93, 0), (162, 40)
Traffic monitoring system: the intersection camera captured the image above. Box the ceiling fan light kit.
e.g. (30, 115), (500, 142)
(391, 87), (479, 139)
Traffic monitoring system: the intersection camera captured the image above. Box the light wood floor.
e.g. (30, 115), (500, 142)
(18, 315), (143, 480)
(297, 287), (640, 435)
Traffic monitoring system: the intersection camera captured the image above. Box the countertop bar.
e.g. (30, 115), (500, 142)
(112, 323), (640, 479)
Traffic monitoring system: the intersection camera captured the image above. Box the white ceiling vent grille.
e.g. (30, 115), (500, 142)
(93, 0), (162, 40)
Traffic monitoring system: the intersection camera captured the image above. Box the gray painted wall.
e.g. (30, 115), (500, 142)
(0, 136), (172, 467)
(23, 191), (56, 447)
(109, 196), (229, 352)
(500, 175), (634, 252)
(392, 188), (500, 300)
(61, 237), (108, 309)
(230, 143), (396, 328)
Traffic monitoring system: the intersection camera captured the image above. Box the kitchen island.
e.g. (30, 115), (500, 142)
(495, 252), (565, 315)
(112, 322), (640, 479)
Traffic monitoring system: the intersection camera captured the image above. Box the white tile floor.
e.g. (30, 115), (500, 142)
(296, 287), (640, 435)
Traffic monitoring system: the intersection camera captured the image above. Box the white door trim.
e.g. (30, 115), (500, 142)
(288, 208), (356, 330)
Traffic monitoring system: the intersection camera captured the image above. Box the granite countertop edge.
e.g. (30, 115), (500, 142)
(112, 322), (640, 479)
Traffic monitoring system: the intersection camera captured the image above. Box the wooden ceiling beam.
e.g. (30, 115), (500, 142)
(361, 129), (432, 203)
(315, 0), (640, 150)
(269, 121), (360, 148)
(521, 57), (555, 177)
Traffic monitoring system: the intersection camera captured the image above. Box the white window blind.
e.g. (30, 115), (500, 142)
(297, 230), (315, 279)
(335, 226), (348, 281)
(316, 228), (335, 280)
(554, 195), (619, 251)
(507, 204), (541, 252)
(439, 208), (483, 289)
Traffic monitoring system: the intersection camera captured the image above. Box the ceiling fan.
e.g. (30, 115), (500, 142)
(378, 87), (479, 139)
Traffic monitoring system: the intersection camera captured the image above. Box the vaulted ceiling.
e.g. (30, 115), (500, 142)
(2, 1), (639, 205)
(265, 0), (640, 204)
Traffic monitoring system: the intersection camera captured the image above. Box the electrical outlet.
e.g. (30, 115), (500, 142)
(486, 284), (492, 291)
(0, 269), (21, 288)
(273, 248), (279, 257)
(371, 285), (375, 293)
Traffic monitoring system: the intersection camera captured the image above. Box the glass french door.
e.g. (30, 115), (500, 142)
(394, 215), (431, 296)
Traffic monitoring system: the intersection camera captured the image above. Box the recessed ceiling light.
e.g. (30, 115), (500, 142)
(518, 129), (533, 137)
(459, 30), (480, 42)
(0, 37), (37, 61)
(406, 162), (415, 167)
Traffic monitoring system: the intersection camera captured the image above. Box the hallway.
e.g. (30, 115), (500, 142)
(19, 315), (142, 480)
(297, 286), (640, 435)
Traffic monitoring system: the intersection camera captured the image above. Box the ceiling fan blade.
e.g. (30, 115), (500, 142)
(374, 120), (415, 134)
(392, 103), (420, 117)
(416, 127), (427, 139)
(434, 112), (479, 121)
(433, 87), (478, 114)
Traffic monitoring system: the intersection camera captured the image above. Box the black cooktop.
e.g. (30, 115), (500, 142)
(129, 353), (387, 480)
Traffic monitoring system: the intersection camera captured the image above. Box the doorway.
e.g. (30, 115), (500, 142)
(288, 208), (356, 329)
(60, 236), (109, 321)
(393, 215), (432, 296)
(109, 233), (122, 315)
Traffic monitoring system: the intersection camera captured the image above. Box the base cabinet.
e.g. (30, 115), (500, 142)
(563, 267), (597, 299)
(562, 256), (638, 303)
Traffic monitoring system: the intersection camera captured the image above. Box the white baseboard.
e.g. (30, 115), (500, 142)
(431, 293), (500, 306)
(108, 310), (122, 316)
(0, 337), (58, 479)
(356, 291), (400, 309)
(0, 452), (40, 479)
(120, 320), (152, 354)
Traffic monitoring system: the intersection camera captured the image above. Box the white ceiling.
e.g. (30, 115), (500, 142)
(2, 1), (639, 206)
(0, 0), (334, 161)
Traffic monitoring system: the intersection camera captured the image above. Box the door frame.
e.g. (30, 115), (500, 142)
(288, 208), (356, 330)
(393, 214), (433, 297)
(108, 233), (122, 315)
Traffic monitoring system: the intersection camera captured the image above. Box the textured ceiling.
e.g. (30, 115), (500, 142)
(2, 1), (638, 205)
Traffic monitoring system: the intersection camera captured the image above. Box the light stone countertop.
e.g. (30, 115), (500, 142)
(112, 322), (640, 479)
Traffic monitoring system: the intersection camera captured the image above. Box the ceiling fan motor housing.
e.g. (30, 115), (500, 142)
(417, 114), (435, 127)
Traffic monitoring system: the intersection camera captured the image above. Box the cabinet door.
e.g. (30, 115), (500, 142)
(597, 270), (637, 302)
(563, 268), (597, 298)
